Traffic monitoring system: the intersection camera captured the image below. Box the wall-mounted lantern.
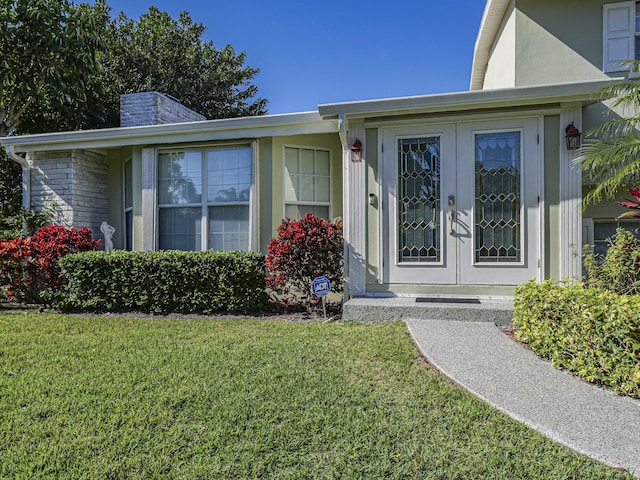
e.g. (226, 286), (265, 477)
(565, 123), (581, 150)
(350, 139), (363, 162)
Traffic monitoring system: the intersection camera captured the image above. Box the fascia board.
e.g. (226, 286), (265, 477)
(318, 79), (622, 119)
(1, 112), (337, 153)
(470, 0), (511, 91)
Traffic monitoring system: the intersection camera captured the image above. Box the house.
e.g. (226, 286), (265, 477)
(1, 0), (637, 300)
(2, 92), (343, 255)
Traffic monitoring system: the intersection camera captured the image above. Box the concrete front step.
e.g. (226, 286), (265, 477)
(343, 297), (513, 325)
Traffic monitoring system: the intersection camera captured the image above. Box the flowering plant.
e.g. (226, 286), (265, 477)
(617, 187), (640, 218)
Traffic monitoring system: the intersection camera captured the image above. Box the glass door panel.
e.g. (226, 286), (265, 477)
(398, 137), (441, 263)
(474, 131), (522, 263)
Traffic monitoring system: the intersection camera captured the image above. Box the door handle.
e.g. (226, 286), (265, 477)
(448, 210), (455, 235)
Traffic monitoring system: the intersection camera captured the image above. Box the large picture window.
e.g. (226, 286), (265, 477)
(284, 146), (331, 220)
(157, 146), (253, 251)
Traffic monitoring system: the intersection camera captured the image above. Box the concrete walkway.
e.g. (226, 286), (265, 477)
(406, 319), (640, 476)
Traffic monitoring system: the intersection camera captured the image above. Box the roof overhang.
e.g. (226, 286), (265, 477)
(470, 0), (511, 91)
(0, 111), (337, 153)
(318, 79), (621, 120)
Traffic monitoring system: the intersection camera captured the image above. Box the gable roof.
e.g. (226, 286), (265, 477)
(470, 0), (511, 91)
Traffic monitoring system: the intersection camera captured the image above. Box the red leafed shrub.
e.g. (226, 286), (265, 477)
(266, 213), (343, 309)
(0, 225), (100, 302)
(0, 237), (39, 301)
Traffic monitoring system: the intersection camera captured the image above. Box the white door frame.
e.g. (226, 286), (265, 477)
(381, 117), (540, 286)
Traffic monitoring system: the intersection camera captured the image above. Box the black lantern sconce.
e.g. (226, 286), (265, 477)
(565, 123), (581, 150)
(350, 139), (363, 162)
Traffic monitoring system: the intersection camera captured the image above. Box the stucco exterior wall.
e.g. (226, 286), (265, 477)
(29, 149), (108, 243)
(481, 0), (626, 90)
(514, 0), (617, 87)
(482, 1), (516, 90)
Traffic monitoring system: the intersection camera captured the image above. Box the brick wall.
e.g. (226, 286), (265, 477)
(120, 92), (206, 127)
(29, 149), (108, 243)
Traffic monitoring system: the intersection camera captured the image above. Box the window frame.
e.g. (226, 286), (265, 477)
(282, 144), (332, 221)
(603, 1), (636, 72)
(584, 217), (640, 257)
(156, 142), (257, 252)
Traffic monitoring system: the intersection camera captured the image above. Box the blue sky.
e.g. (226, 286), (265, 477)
(103, 1), (487, 114)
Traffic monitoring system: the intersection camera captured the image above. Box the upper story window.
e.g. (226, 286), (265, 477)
(603, 1), (639, 72)
(283, 146), (331, 220)
(157, 146), (253, 251)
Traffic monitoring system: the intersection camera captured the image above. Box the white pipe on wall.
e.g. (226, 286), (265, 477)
(5, 145), (30, 210)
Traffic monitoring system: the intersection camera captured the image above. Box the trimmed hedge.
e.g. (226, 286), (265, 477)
(54, 250), (268, 314)
(513, 280), (640, 397)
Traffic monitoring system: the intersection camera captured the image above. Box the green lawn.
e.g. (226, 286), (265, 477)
(0, 312), (628, 479)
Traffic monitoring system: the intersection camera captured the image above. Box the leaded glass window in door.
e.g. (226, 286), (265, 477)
(474, 131), (521, 263)
(398, 137), (441, 263)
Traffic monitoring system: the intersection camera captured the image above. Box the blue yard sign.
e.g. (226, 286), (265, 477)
(311, 276), (331, 297)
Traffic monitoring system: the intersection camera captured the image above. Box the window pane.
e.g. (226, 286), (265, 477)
(158, 152), (202, 204)
(125, 210), (133, 251)
(284, 173), (298, 202)
(299, 176), (315, 201)
(158, 207), (201, 251)
(207, 147), (252, 203)
(284, 147), (299, 173)
(315, 176), (330, 202)
(593, 221), (640, 257)
(316, 150), (330, 175)
(285, 204), (301, 219)
(209, 205), (250, 251)
(300, 149), (315, 174)
(124, 160), (133, 209)
(285, 204), (329, 221)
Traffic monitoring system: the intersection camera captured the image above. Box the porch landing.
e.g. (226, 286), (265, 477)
(343, 296), (513, 325)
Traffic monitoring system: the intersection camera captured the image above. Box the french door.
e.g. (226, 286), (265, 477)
(382, 118), (539, 285)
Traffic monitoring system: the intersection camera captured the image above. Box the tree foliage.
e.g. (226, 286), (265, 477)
(577, 62), (640, 204)
(0, 1), (267, 225)
(0, 150), (21, 222)
(0, 0), (107, 136)
(99, 6), (266, 126)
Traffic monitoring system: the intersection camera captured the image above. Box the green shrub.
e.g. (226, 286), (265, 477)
(54, 250), (268, 314)
(584, 228), (640, 295)
(513, 279), (640, 397)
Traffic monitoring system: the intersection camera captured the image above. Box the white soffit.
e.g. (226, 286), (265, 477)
(0, 112), (337, 153)
(470, 0), (511, 91)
